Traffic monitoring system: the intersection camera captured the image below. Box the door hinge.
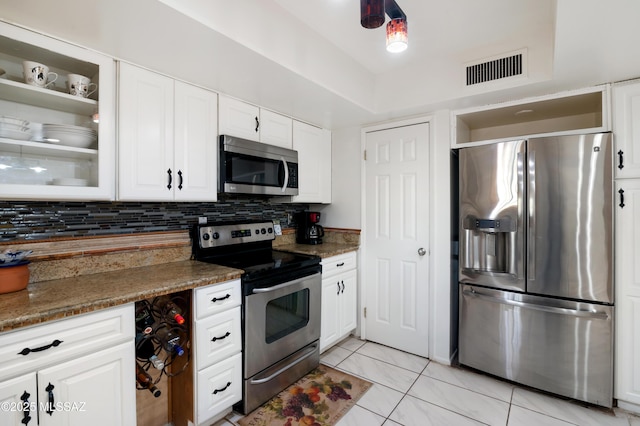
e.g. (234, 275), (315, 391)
(364, 307), (367, 318)
(363, 150), (367, 161)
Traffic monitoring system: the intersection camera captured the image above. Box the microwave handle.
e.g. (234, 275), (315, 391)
(280, 157), (289, 193)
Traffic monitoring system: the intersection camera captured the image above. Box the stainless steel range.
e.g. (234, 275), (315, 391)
(192, 220), (322, 414)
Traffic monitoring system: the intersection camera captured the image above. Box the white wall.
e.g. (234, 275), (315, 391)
(313, 126), (362, 229)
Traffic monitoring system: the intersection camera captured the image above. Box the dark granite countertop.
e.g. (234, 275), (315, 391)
(0, 242), (358, 333)
(0, 260), (242, 333)
(275, 243), (359, 258)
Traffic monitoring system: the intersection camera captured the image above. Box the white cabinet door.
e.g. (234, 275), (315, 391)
(320, 252), (358, 353)
(259, 109), (293, 148)
(0, 372), (37, 426)
(118, 62), (174, 201)
(292, 121), (331, 203)
(613, 81), (640, 179)
(218, 96), (260, 141)
(320, 276), (341, 352)
(615, 179), (640, 405)
(174, 81), (218, 201)
(339, 269), (358, 337)
(38, 341), (135, 426)
(0, 21), (116, 201)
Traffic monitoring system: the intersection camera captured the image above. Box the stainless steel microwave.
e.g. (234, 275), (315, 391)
(218, 135), (299, 196)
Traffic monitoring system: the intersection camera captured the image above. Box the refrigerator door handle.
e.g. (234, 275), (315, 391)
(527, 150), (536, 281)
(462, 288), (610, 320)
(516, 150), (525, 281)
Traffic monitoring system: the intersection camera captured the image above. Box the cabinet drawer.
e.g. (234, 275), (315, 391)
(197, 352), (242, 424)
(195, 307), (242, 369)
(321, 251), (357, 277)
(194, 279), (241, 319)
(0, 304), (134, 381)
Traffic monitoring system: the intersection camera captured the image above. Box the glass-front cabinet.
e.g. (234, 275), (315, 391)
(0, 21), (115, 200)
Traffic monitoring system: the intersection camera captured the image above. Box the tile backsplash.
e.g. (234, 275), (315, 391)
(0, 195), (308, 241)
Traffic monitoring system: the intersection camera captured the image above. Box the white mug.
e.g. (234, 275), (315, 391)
(67, 73), (97, 98)
(23, 61), (58, 88)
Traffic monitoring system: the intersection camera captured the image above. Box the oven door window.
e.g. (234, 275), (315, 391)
(226, 153), (284, 187)
(265, 288), (310, 344)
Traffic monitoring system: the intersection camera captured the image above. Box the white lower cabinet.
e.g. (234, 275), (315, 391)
(192, 279), (242, 425)
(320, 252), (357, 352)
(196, 353), (242, 423)
(0, 372), (37, 426)
(38, 342), (134, 426)
(0, 305), (135, 426)
(615, 179), (640, 409)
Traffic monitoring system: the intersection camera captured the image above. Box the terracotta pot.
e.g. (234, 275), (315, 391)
(0, 261), (30, 294)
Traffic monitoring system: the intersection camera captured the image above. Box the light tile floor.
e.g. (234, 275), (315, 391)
(219, 337), (640, 426)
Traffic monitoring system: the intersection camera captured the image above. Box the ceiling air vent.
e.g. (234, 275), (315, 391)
(466, 50), (526, 86)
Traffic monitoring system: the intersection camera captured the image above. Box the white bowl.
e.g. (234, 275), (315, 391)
(42, 130), (96, 148)
(0, 116), (29, 126)
(0, 127), (31, 140)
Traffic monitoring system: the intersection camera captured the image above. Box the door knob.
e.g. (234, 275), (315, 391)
(418, 248), (426, 256)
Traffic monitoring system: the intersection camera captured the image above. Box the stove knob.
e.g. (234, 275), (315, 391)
(202, 233), (210, 241)
(212, 232), (220, 239)
(255, 229), (260, 235)
(267, 228), (273, 234)
(261, 228), (266, 234)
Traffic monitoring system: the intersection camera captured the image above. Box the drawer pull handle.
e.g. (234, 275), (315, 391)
(20, 391), (31, 425)
(212, 294), (231, 303)
(45, 383), (55, 416)
(213, 381), (231, 395)
(18, 339), (63, 356)
(211, 331), (231, 342)
(336, 262), (345, 267)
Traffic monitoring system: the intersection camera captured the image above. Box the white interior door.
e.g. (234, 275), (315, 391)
(364, 122), (430, 357)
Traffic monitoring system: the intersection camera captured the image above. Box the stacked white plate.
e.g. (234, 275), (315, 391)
(0, 116), (31, 141)
(42, 123), (97, 149)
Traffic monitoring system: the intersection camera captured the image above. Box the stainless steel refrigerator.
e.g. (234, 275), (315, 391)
(458, 133), (614, 407)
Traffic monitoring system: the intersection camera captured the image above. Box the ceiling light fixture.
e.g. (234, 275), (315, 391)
(360, 0), (385, 29)
(386, 17), (408, 53)
(361, 0), (408, 53)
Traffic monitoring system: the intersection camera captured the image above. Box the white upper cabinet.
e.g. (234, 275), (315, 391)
(218, 96), (259, 141)
(0, 21), (116, 200)
(173, 81), (218, 201)
(219, 95), (292, 148)
(613, 80), (640, 179)
(292, 120), (331, 203)
(118, 62), (217, 202)
(259, 109), (293, 149)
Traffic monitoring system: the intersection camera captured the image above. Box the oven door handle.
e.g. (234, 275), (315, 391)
(280, 157), (289, 193)
(249, 343), (318, 385)
(252, 278), (304, 293)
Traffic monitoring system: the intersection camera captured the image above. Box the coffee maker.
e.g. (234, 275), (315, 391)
(296, 211), (325, 245)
